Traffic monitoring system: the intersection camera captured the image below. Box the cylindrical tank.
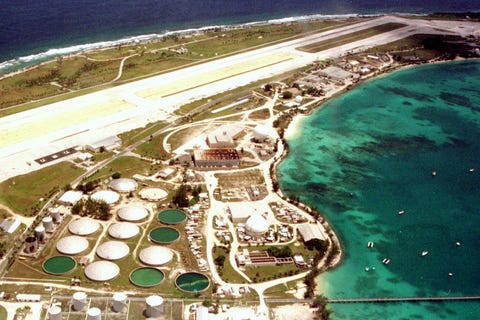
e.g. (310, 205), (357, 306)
(49, 207), (61, 223)
(47, 305), (62, 320)
(295, 95), (303, 103)
(72, 292), (87, 311)
(112, 292), (127, 312)
(145, 295), (164, 318)
(25, 236), (38, 253)
(34, 225), (46, 243)
(42, 216), (54, 232)
(87, 307), (101, 320)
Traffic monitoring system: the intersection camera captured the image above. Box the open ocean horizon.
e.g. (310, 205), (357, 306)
(1, 0), (480, 75)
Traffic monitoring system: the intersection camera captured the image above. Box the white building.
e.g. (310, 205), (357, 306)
(0, 218), (20, 234)
(86, 136), (121, 153)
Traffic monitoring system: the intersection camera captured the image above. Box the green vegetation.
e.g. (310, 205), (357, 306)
(0, 305), (6, 319)
(267, 246), (292, 258)
(120, 121), (168, 147)
(133, 133), (170, 160)
(372, 34), (475, 61)
(213, 246), (246, 283)
(71, 198), (111, 220)
(85, 156), (154, 182)
(0, 162), (84, 215)
(298, 23), (406, 53)
(311, 294), (333, 320)
(0, 18), (358, 116)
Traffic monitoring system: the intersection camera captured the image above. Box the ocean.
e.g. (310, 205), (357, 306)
(1, 0), (480, 75)
(278, 60), (480, 319)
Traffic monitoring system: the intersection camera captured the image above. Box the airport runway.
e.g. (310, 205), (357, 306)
(0, 16), (478, 181)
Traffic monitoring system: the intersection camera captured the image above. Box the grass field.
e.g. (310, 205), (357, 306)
(0, 162), (84, 214)
(298, 23), (406, 53)
(0, 18), (358, 116)
(0, 305), (6, 319)
(85, 156), (155, 182)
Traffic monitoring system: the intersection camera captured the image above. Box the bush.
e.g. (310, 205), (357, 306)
(282, 91), (293, 99)
(112, 172), (121, 179)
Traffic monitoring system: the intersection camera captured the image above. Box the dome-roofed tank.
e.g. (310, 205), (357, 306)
(245, 214), (269, 237)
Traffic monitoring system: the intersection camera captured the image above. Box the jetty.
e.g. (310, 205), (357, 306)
(267, 295), (480, 304)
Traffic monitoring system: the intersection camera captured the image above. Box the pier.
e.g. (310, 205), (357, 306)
(267, 295), (480, 304)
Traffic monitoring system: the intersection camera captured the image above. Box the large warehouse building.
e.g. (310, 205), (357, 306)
(193, 149), (240, 168)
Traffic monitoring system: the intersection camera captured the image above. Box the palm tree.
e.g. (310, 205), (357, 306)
(312, 294), (332, 320)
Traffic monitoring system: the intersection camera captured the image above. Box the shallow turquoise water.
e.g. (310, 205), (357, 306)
(278, 60), (480, 319)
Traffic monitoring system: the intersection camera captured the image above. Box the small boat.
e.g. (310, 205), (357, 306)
(432, 171), (437, 177)
(365, 267), (370, 272)
(421, 251), (429, 256)
(398, 210), (405, 215)
(448, 273), (453, 277)
(456, 242), (461, 247)
(469, 168), (475, 173)
(367, 241), (374, 248)
(382, 258), (390, 265)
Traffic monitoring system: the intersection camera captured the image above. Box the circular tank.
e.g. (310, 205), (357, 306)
(129, 268), (165, 287)
(47, 305), (62, 320)
(49, 207), (61, 223)
(42, 216), (54, 232)
(149, 227), (180, 244)
(145, 295), (164, 318)
(34, 225), (46, 243)
(108, 222), (139, 240)
(25, 236), (38, 253)
(43, 256), (76, 275)
(112, 293), (128, 313)
(139, 187), (168, 201)
(72, 292), (87, 311)
(157, 209), (186, 224)
(87, 307), (101, 320)
(175, 272), (210, 293)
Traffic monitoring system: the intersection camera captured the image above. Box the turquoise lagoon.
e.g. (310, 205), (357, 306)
(278, 60), (480, 319)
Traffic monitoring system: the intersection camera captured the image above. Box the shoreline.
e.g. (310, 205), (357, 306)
(0, 13), (368, 78)
(270, 56), (480, 297)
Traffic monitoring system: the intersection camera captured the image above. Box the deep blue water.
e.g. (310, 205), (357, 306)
(278, 60), (480, 319)
(1, 0), (480, 75)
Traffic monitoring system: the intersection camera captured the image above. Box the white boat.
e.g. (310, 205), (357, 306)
(432, 171), (437, 176)
(421, 251), (428, 256)
(367, 241), (374, 248)
(382, 258), (390, 265)
(469, 168), (475, 173)
(448, 273), (453, 277)
(398, 210), (405, 215)
(456, 242), (461, 247)
(365, 267), (370, 272)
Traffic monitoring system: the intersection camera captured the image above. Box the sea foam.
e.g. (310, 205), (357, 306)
(0, 12), (380, 77)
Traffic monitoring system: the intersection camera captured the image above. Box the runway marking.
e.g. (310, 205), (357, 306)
(137, 52), (299, 101)
(297, 23), (406, 53)
(0, 99), (134, 149)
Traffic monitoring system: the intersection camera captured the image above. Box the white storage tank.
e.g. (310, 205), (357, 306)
(295, 95), (303, 103)
(145, 295), (164, 318)
(42, 216), (54, 232)
(34, 225), (46, 243)
(47, 305), (62, 320)
(49, 207), (61, 223)
(112, 292), (127, 312)
(72, 292), (87, 311)
(87, 307), (101, 320)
